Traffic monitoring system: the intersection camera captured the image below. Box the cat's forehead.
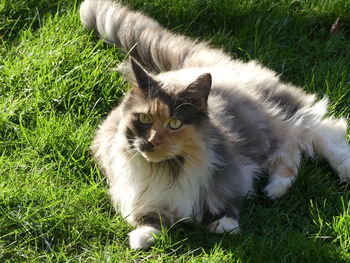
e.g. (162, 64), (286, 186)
(148, 98), (170, 118)
(130, 96), (171, 117)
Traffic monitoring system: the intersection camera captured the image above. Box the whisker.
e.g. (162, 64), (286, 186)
(124, 148), (140, 162)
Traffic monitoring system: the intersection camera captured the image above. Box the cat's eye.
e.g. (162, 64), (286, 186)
(168, 118), (182, 130)
(138, 113), (152, 125)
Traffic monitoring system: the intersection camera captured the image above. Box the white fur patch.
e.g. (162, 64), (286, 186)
(305, 117), (350, 182)
(338, 155), (350, 183)
(208, 216), (240, 234)
(106, 126), (221, 225)
(264, 176), (294, 200)
(128, 226), (160, 250)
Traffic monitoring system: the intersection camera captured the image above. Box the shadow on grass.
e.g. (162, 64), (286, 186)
(0, 0), (81, 41)
(169, 159), (350, 261)
(149, 161), (350, 262)
(126, 0), (350, 86)
(160, 176), (349, 262)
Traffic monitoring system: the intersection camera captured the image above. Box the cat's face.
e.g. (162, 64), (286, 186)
(121, 58), (212, 164)
(127, 98), (201, 163)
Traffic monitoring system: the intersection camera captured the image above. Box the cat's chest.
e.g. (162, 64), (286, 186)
(110, 154), (210, 223)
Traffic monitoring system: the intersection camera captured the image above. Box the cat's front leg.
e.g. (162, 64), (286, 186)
(128, 213), (163, 250)
(202, 187), (243, 234)
(206, 199), (241, 234)
(128, 225), (161, 250)
(207, 216), (240, 234)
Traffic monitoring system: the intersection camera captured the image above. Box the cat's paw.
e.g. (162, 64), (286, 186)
(264, 177), (294, 200)
(208, 216), (239, 234)
(128, 226), (160, 250)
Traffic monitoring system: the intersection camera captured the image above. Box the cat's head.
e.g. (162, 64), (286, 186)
(119, 58), (212, 164)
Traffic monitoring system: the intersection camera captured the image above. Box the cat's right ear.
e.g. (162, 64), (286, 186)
(130, 57), (157, 94)
(179, 73), (212, 110)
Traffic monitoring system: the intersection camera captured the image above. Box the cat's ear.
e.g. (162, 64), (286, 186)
(180, 73), (212, 110)
(114, 57), (157, 94)
(130, 57), (157, 93)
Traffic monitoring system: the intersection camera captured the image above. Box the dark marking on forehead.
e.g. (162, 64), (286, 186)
(148, 98), (170, 118)
(146, 84), (209, 126)
(147, 83), (174, 107)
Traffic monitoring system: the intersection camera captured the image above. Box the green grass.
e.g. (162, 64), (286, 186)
(1, 0), (350, 262)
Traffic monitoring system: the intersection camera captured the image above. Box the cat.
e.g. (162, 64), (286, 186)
(80, 0), (350, 250)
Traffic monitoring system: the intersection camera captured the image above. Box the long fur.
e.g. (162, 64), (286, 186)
(80, 0), (350, 249)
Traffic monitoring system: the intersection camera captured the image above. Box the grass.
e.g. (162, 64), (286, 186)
(1, 0), (349, 262)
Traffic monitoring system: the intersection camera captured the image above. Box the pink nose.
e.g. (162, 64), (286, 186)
(148, 135), (162, 146)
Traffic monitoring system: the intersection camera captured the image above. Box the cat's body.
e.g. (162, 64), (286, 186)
(80, 0), (350, 250)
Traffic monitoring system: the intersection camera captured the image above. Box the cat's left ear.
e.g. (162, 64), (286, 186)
(130, 57), (158, 94)
(180, 73), (212, 110)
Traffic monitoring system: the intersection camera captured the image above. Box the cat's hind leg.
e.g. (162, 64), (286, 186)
(264, 140), (302, 199)
(264, 115), (350, 200)
(302, 117), (350, 183)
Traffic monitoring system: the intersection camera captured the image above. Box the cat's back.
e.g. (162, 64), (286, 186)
(158, 68), (280, 162)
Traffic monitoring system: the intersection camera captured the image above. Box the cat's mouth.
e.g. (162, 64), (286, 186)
(139, 149), (185, 168)
(138, 143), (178, 163)
(139, 148), (174, 163)
(141, 152), (165, 163)
(132, 138), (181, 163)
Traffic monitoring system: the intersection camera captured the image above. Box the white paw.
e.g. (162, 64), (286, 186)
(128, 226), (160, 250)
(208, 216), (239, 234)
(264, 176), (294, 200)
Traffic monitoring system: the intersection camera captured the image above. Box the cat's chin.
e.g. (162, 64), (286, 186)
(140, 152), (168, 163)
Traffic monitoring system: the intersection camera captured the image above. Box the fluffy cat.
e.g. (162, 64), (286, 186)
(80, 0), (350, 250)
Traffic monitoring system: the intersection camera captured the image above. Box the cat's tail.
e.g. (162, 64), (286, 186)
(79, 0), (232, 72)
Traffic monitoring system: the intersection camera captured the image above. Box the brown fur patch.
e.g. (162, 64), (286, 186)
(176, 125), (206, 165)
(281, 166), (296, 178)
(148, 99), (170, 124)
(268, 157), (296, 178)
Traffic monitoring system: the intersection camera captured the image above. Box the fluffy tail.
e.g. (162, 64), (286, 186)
(79, 0), (232, 72)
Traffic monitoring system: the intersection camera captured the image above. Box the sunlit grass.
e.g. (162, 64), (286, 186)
(1, 0), (349, 262)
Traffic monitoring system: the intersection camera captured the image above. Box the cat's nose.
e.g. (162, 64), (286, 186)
(148, 137), (162, 146)
(148, 136), (162, 146)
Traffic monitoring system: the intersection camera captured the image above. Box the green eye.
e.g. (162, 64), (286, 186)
(138, 113), (152, 125)
(168, 118), (182, 130)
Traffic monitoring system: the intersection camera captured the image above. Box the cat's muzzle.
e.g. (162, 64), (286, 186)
(139, 140), (154, 152)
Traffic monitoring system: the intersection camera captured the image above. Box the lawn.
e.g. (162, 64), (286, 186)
(1, 0), (350, 262)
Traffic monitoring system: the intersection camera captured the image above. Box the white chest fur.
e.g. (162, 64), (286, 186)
(108, 151), (213, 226)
